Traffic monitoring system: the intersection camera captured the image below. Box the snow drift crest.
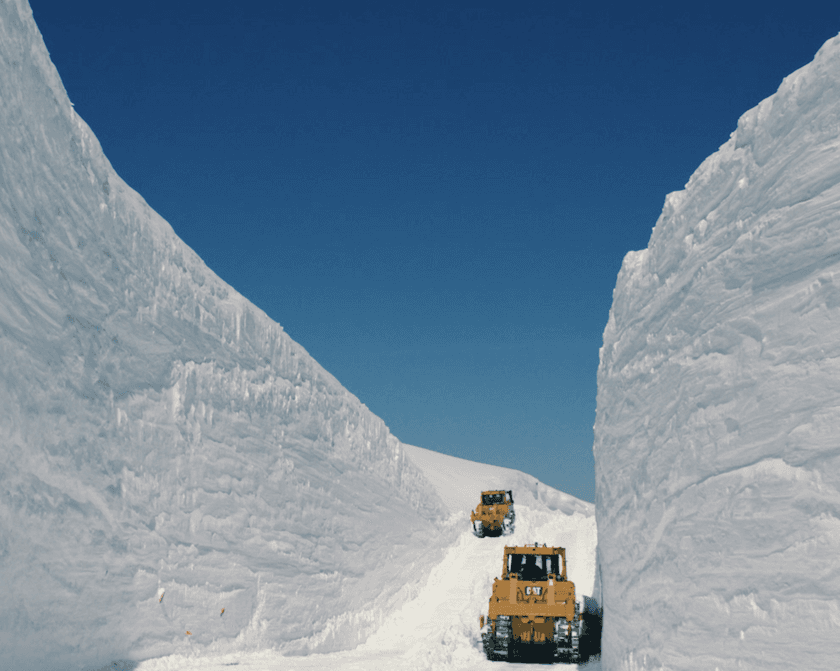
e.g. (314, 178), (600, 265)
(595, 33), (840, 670)
(0, 1), (444, 669)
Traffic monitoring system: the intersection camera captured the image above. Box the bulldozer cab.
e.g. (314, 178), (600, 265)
(507, 552), (563, 581)
(481, 490), (512, 506)
(503, 544), (567, 581)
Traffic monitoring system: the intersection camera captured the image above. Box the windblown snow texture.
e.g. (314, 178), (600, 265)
(0, 2), (446, 669)
(595, 33), (840, 671)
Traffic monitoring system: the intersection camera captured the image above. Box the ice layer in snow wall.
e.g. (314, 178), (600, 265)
(0, 2), (446, 669)
(595, 33), (840, 671)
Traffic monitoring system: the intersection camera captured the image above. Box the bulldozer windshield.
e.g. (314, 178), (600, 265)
(482, 492), (507, 505)
(508, 553), (561, 581)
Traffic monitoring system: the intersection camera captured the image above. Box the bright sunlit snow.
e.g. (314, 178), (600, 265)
(0, 2), (597, 670)
(595, 32), (840, 671)
(137, 448), (598, 671)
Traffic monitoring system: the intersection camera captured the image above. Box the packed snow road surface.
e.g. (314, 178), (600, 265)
(138, 501), (599, 671)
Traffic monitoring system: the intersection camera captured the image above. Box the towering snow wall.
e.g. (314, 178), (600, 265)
(0, 2), (446, 669)
(595, 34), (840, 670)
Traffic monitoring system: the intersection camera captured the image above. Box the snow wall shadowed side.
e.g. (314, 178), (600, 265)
(595, 33), (840, 671)
(0, 2), (446, 669)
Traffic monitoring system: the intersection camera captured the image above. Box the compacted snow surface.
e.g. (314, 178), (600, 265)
(0, 2), (598, 670)
(595, 32), (840, 671)
(138, 447), (599, 671)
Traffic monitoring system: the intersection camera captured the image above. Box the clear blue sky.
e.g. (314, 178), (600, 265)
(30, 0), (839, 502)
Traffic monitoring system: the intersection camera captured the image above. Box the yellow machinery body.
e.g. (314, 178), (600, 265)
(470, 489), (514, 536)
(480, 543), (581, 662)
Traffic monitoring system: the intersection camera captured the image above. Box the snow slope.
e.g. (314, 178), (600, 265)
(595, 32), (840, 671)
(0, 2), (597, 670)
(402, 443), (594, 520)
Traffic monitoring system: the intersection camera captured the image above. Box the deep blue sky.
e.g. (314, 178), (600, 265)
(30, 1), (839, 502)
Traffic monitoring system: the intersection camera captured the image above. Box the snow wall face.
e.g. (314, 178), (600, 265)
(0, 2), (445, 669)
(595, 34), (840, 671)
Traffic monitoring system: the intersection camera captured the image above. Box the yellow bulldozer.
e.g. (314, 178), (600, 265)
(470, 489), (515, 537)
(480, 543), (582, 662)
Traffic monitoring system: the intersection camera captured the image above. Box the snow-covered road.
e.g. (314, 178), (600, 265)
(138, 503), (599, 671)
(136, 446), (599, 671)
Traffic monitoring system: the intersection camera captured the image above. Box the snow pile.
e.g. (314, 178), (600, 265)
(1, 2), (448, 668)
(595, 33), (840, 670)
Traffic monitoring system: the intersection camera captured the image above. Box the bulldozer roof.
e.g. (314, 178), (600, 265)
(503, 544), (565, 556)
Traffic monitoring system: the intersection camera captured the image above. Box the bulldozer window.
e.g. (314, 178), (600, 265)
(482, 493), (505, 505)
(508, 554), (561, 581)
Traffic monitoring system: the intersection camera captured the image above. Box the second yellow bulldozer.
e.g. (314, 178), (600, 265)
(470, 489), (515, 537)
